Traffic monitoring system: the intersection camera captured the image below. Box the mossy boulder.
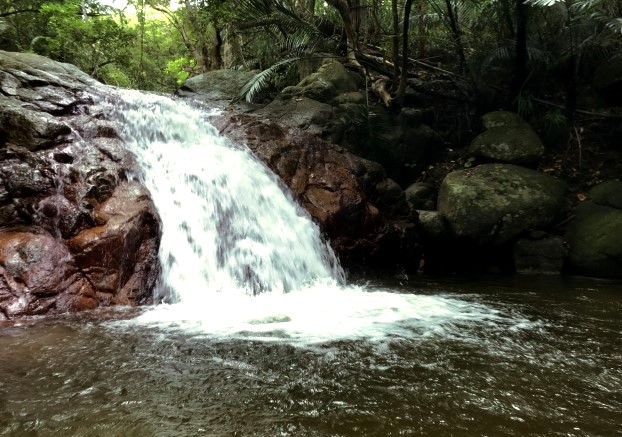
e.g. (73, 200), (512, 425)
(437, 164), (567, 244)
(589, 180), (622, 210)
(297, 59), (360, 103)
(566, 178), (622, 278)
(467, 124), (545, 165)
(481, 111), (529, 129)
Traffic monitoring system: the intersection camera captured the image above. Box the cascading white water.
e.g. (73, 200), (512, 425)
(106, 90), (344, 304)
(105, 89), (530, 345)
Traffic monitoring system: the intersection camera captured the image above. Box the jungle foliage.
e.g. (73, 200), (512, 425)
(0, 0), (620, 111)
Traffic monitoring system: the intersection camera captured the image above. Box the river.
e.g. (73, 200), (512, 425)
(1, 90), (620, 436)
(1, 275), (620, 436)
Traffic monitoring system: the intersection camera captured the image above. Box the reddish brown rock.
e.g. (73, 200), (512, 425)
(0, 232), (97, 318)
(68, 181), (160, 305)
(0, 51), (162, 318)
(211, 113), (421, 271)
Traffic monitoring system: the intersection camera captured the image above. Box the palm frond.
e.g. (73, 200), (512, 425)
(526, 0), (565, 6)
(238, 56), (301, 102)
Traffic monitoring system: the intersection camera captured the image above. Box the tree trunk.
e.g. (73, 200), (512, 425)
(444, 0), (466, 74)
(396, 0), (414, 106)
(418, 0), (426, 59)
(392, 0), (400, 83)
(512, 0), (528, 104)
(325, 0), (360, 65)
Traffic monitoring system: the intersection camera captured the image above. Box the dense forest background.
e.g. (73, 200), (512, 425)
(1, 0), (621, 181)
(1, 0), (620, 108)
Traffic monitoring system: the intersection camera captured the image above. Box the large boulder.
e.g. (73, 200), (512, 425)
(467, 111), (544, 165)
(0, 51), (161, 318)
(176, 69), (256, 104)
(254, 96), (334, 136)
(297, 59), (361, 102)
(437, 164), (567, 244)
(566, 181), (622, 277)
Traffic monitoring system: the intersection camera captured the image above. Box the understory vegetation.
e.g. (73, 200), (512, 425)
(1, 0), (621, 183)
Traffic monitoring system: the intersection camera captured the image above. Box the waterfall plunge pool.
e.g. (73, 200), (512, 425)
(1, 91), (620, 436)
(1, 275), (621, 437)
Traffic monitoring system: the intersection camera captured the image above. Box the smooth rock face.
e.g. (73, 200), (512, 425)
(437, 164), (567, 244)
(0, 51), (161, 318)
(566, 185), (622, 277)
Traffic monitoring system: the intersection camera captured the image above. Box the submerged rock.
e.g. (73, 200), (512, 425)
(0, 51), (161, 318)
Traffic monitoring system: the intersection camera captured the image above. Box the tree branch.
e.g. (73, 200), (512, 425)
(0, 9), (39, 18)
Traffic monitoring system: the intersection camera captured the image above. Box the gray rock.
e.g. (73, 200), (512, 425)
(467, 124), (545, 165)
(405, 182), (435, 211)
(417, 210), (450, 241)
(177, 69), (256, 103)
(0, 97), (72, 150)
(481, 111), (529, 129)
(298, 59), (360, 96)
(255, 97), (333, 136)
(437, 164), (567, 244)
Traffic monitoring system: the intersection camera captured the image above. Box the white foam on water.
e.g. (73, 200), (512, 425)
(122, 283), (524, 345)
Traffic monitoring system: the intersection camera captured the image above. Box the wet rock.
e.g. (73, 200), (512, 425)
(211, 114), (421, 270)
(68, 181), (160, 304)
(0, 97), (71, 150)
(0, 51), (162, 317)
(0, 232), (97, 318)
(438, 164), (567, 244)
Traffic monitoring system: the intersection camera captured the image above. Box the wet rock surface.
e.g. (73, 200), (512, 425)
(0, 51), (161, 318)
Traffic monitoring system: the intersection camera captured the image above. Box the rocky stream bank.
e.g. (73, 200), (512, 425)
(1, 51), (620, 318)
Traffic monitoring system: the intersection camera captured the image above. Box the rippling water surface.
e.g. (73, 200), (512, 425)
(1, 276), (620, 437)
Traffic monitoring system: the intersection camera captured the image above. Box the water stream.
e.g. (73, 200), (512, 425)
(1, 91), (620, 436)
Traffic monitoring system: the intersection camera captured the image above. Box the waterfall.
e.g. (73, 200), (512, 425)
(106, 90), (345, 303)
(105, 89), (511, 345)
